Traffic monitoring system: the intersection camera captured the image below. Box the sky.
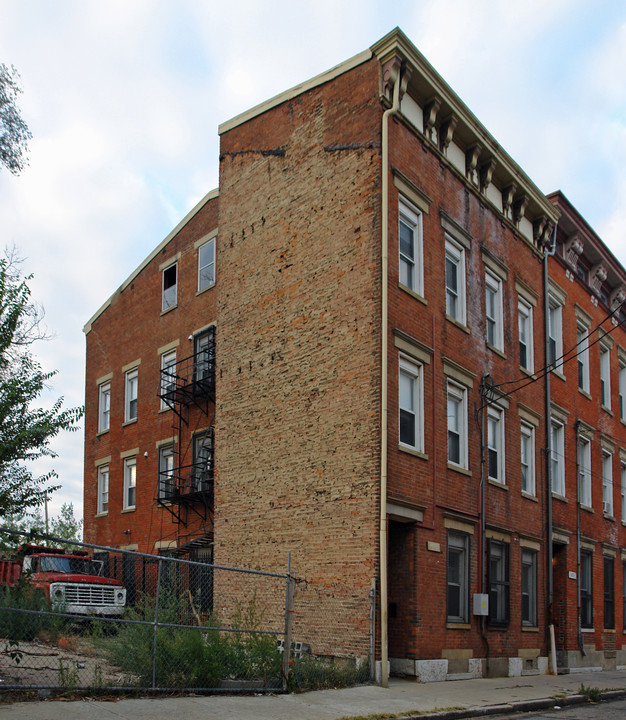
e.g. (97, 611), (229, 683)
(1, 0), (625, 522)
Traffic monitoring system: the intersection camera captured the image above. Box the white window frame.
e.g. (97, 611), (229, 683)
(445, 237), (466, 325)
(125, 368), (138, 422)
(520, 421), (535, 496)
(600, 344), (611, 409)
(548, 295), (563, 371)
(485, 270), (503, 351)
(398, 197), (423, 296)
(521, 549), (538, 627)
(447, 381), (467, 469)
(447, 531), (469, 623)
(158, 444), (175, 500)
(578, 435), (592, 508)
(621, 464), (626, 524)
(98, 382), (111, 433)
(160, 349), (177, 410)
(198, 237), (216, 292)
(518, 298), (533, 373)
(551, 420), (565, 497)
(602, 451), (613, 516)
(399, 355), (423, 452)
(162, 262), (178, 311)
(577, 322), (590, 393)
(487, 405), (505, 484)
(97, 465), (109, 515)
(123, 457), (136, 510)
(619, 362), (626, 421)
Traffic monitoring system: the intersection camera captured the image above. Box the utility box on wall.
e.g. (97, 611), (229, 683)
(473, 593), (489, 616)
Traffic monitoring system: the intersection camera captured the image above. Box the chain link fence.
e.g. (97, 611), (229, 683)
(0, 528), (375, 695)
(0, 528), (294, 693)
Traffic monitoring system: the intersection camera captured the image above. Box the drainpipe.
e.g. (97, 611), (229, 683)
(543, 226), (557, 674)
(380, 59), (404, 689)
(575, 420), (585, 656)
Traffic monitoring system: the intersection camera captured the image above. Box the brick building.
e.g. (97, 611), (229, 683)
(83, 28), (626, 682)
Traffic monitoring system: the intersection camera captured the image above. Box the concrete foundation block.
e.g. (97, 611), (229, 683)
(508, 657), (523, 677)
(415, 659), (448, 683)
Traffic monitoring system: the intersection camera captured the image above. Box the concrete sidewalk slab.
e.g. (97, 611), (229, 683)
(1, 670), (625, 720)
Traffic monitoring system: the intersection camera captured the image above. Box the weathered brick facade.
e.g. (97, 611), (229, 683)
(84, 28), (626, 680)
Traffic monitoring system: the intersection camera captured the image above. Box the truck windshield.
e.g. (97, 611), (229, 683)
(39, 556), (97, 575)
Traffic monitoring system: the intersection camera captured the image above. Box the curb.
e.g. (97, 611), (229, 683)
(394, 687), (626, 720)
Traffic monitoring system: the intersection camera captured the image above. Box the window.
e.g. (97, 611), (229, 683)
(125, 368), (138, 422)
(123, 457), (136, 510)
(520, 422), (535, 496)
(580, 550), (593, 628)
(622, 465), (626, 524)
(578, 436), (592, 508)
(521, 549), (538, 627)
(488, 540), (510, 626)
(447, 382), (467, 468)
(550, 420), (565, 496)
(604, 556), (615, 630)
(600, 345), (611, 408)
(399, 357), (422, 451)
(192, 432), (213, 492)
(485, 270), (503, 351)
(447, 531), (469, 623)
(623, 562), (626, 631)
(158, 444), (175, 500)
(98, 382), (111, 433)
(518, 298), (533, 373)
(162, 263), (177, 311)
(547, 295), (563, 370)
(160, 349), (177, 409)
(445, 238), (466, 324)
(619, 363), (626, 422)
(193, 328), (214, 383)
(97, 465), (109, 515)
(602, 451), (613, 516)
(398, 198), (422, 295)
(577, 323), (589, 392)
(487, 406), (505, 483)
(198, 237), (216, 292)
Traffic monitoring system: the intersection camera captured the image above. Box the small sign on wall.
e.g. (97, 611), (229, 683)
(568, 571), (577, 580)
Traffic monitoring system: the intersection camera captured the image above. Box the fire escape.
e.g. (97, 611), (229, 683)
(157, 326), (215, 531)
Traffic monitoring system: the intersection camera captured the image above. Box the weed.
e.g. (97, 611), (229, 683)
(290, 654), (370, 691)
(58, 658), (79, 691)
(579, 683), (602, 702)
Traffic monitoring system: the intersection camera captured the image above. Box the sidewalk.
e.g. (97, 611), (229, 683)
(1, 669), (625, 720)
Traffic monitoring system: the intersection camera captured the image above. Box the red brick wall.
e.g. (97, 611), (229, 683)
(84, 196), (219, 553)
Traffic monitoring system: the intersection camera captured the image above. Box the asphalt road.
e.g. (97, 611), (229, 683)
(486, 697), (626, 720)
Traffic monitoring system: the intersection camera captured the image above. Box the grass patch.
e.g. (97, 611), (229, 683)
(579, 683), (602, 703)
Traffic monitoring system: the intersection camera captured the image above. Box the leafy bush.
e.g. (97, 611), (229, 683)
(0, 575), (61, 641)
(96, 590), (282, 689)
(291, 654), (370, 691)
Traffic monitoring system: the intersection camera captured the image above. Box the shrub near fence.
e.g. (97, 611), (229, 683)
(0, 528), (292, 693)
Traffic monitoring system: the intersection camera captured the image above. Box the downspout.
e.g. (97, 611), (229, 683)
(575, 420), (585, 656)
(478, 375), (490, 670)
(543, 226), (557, 674)
(380, 60), (404, 689)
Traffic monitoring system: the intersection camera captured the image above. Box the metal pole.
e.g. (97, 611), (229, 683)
(152, 557), (163, 689)
(282, 552), (295, 690)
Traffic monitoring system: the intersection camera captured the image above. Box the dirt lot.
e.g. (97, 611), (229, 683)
(0, 635), (133, 690)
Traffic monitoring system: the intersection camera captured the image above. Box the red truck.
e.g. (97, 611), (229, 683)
(0, 544), (126, 617)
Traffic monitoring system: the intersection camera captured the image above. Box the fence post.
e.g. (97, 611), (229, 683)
(152, 557), (163, 690)
(282, 552), (295, 690)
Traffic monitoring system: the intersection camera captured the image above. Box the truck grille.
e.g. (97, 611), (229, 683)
(64, 584), (117, 606)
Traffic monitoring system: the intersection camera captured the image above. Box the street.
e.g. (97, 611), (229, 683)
(486, 698), (626, 720)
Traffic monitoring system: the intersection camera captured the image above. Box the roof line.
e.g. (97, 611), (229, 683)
(218, 49), (373, 135)
(83, 187), (219, 334)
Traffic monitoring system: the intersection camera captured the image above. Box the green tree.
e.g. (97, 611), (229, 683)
(0, 63), (32, 175)
(0, 257), (83, 517)
(50, 502), (83, 543)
